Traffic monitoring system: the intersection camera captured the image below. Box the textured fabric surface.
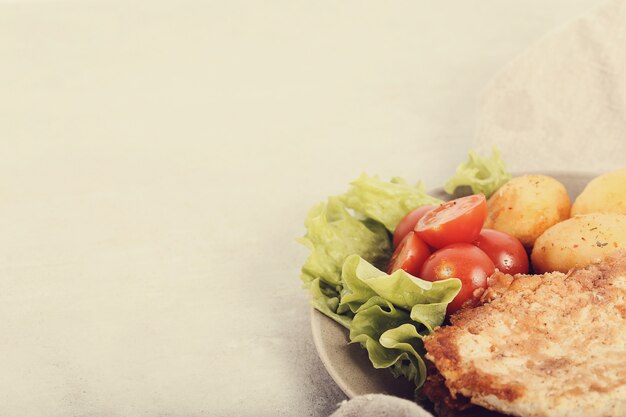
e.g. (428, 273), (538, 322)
(329, 394), (433, 417)
(474, 0), (626, 174)
(330, 0), (625, 415)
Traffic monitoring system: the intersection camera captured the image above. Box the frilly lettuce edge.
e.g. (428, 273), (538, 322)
(343, 256), (460, 388)
(298, 174), (462, 390)
(443, 147), (511, 198)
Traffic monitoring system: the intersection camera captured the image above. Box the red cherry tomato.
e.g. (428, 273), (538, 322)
(415, 194), (487, 249)
(387, 231), (431, 276)
(420, 243), (495, 314)
(393, 205), (436, 248)
(473, 229), (529, 275)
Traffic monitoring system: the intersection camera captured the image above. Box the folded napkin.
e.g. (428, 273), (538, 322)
(330, 0), (625, 416)
(474, 0), (626, 173)
(329, 394), (432, 417)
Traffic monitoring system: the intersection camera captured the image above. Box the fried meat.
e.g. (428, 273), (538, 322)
(424, 251), (626, 417)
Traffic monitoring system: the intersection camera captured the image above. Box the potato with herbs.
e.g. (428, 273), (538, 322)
(571, 168), (626, 216)
(531, 213), (626, 273)
(484, 175), (570, 248)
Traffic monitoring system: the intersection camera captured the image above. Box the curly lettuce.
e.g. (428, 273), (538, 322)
(444, 147), (511, 198)
(300, 196), (391, 289)
(341, 174), (442, 232)
(299, 196), (391, 327)
(340, 255), (459, 329)
(298, 174), (461, 389)
(342, 256), (460, 387)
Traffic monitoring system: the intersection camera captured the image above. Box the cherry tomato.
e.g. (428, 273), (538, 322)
(473, 229), (529, 275)
(415, 194), (487, 248)
(393, 205), (436, 248)
(387, 231), (431, 276)
(420, 243), (495, 314)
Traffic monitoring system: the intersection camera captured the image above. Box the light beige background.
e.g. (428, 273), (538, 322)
(0, 1), (603, 416)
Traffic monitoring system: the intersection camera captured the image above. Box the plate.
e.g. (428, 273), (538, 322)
(310, 171), (597, 404)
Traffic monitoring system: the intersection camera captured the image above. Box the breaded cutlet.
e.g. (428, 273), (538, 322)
(424, 251), (626, 417)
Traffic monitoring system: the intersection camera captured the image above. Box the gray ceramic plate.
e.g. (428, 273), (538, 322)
(310, 171), (597, 406)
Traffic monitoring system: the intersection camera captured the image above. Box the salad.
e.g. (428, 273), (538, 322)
(298, 148), (514, 389)
(299, 155), (626, 417)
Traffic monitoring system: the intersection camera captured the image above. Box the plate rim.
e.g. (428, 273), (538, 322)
(310, 308), (360, 399)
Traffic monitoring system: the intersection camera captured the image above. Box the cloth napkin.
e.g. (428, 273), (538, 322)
(330, 0), (626, 416)
(473, 0), (626, 173)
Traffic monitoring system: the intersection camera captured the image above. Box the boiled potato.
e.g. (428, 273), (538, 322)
(484, 175), (570, 248)
(531, 213), (626, 273)
(571, 168), (626, 216)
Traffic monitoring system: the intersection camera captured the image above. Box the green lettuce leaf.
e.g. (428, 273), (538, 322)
(308, 278), (353, 329)
(298, 173), (461, 389)
(349, 298), (424, 384)
(299, 197), (391, 289)
(341, 255), (460, 387)
(299, 197), (391, 328)
(340, 255), (459, 322)
(444, 147), (511, 198)
(341, 174), (442, 232)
